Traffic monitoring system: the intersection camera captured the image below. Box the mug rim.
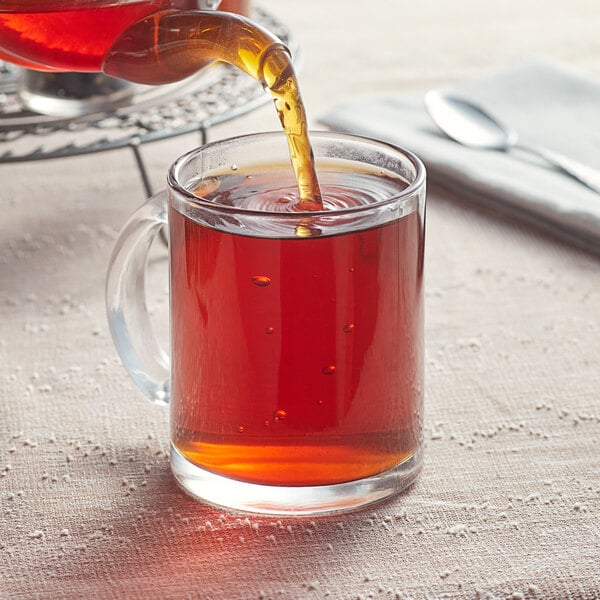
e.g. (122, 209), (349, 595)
(168, 130), (426, 217)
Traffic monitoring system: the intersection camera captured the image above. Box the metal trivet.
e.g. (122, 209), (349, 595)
(0, 7), (298, 196)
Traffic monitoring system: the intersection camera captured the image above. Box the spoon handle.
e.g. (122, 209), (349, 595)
(518, 143), (600, 194)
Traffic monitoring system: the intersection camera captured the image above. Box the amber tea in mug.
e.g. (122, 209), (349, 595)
(107, 132), (426, 514)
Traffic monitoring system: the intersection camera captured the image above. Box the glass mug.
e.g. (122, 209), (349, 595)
(106, 131), (426, 515)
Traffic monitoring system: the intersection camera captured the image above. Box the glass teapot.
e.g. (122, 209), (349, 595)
(0, 0), (284, 85)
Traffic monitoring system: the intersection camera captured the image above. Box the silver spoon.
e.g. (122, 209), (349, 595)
(424, 90), (600, 194)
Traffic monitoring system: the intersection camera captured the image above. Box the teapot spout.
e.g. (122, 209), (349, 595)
(103, 9), (285, 86)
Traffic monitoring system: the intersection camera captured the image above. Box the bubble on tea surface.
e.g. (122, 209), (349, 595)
(230, 164), (238, 171)
(252, 275), (271, 287)
(322, 365), (336, 375)
(273, 409), (287, 422)
(343, 323), (355, 333)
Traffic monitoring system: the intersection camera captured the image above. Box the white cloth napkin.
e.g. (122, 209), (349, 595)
(320, 58), (600, 253)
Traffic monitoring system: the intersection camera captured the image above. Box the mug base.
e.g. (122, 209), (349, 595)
(170, 443), (423, 516)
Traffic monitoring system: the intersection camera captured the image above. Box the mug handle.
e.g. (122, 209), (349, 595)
(105, 191), (170, 406)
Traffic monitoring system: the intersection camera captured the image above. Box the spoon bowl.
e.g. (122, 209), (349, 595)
(424, 90), (518, 150)
(424, 89), (600, 194)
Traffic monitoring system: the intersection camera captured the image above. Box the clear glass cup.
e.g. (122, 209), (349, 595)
(106, 131), (426, 515)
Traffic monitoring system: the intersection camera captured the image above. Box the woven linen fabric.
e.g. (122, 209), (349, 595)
(1, 126), (599, 599)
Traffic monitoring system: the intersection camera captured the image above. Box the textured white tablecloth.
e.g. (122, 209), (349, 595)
(1, 1), (599, 598)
